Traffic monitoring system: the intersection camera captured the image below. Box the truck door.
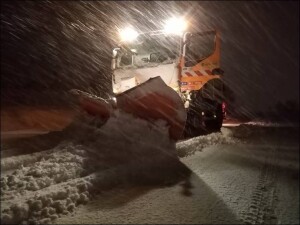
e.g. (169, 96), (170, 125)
(180, 30), (222, 94)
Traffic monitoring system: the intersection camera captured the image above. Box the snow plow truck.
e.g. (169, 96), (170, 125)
(72, 18), (226, 140)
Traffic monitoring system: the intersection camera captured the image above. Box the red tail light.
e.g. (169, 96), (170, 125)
(222, 102), (226, 111)
(222, 102), (226, 119)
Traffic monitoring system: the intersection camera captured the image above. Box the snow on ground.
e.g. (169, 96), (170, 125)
(55, 124), (299, 224)
(1, 111), (299, 224)
(176, 127), (241, 157)
(1, 110), (190, 224)
(245, 120), (299, 127)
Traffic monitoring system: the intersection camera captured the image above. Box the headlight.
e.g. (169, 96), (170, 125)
(163, 17), (188, 35)
(119, 27), (139, 42)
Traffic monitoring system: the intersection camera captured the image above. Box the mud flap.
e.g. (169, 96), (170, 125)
(116, 77), (187, 140)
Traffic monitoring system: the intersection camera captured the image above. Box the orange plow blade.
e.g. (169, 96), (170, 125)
(116, 77), (186, 140)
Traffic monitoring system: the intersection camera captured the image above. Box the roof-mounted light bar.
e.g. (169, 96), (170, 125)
(119, 17), (188, 42)
(119, 27), (139, 42)
(163, 17), (188, 35)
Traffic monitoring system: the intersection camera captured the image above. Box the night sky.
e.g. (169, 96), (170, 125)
(1, 1), (299, 118)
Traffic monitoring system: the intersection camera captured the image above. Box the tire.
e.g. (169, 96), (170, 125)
(204, 103), (223, 131)
(184, 110), (206, 138)
(204, 119), (222, 131)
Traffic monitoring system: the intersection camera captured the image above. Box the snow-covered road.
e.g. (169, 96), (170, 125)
(1, 112), (299, 224)
(56, 126), (299, 224)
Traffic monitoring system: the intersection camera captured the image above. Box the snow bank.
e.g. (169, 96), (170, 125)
(1, 144), (99, 224)
(176, 127), (240, 157)
(227, 123), (272, 139)
(2, 149), (53, 172)
(67, 110), (191, 186)
(229, 123), (299, 139)
(1, 110), (190, 224)
(245, 120), (299, 127)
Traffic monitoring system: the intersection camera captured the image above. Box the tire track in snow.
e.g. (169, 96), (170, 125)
(241, 148), (279, 224)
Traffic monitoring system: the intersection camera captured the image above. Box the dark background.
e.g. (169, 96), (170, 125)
(1, 1), (299, 121)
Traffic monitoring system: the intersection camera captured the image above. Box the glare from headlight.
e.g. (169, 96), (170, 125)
(163, 17), (188, 35)
(119, 27), (139, 42)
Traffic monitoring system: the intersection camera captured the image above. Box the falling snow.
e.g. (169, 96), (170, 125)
(1, 1), (299, 224)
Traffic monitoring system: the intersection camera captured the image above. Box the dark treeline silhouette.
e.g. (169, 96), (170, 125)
(263, 100), (299, 123)
(227, 100), (300, 123)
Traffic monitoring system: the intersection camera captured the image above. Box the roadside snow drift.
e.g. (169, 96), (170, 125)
(176, 127), (240, 157)
(1, 110), (191, 224)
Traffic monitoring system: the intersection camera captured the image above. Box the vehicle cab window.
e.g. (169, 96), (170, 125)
(185, 32), (216, 67)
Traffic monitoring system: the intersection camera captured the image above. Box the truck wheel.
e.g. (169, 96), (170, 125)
(205, 118), (222, 131)
(204, 104), (223, 131)
(184, 111), (204, 138)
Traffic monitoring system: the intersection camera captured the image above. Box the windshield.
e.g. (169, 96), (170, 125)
(185, 32), (216, 67)
(116, 35), (180, 69)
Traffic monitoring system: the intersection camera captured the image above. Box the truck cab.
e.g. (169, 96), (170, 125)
(111, 27), (225, 135)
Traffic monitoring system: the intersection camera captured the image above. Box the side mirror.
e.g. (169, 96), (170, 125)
(131, 49), (138, 55)
(112, 48), (120, 58)
(183, 32), (192, 45)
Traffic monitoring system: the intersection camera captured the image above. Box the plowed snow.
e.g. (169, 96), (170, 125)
(1, 111), (190, 224)
(1, 112), (299, 224)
